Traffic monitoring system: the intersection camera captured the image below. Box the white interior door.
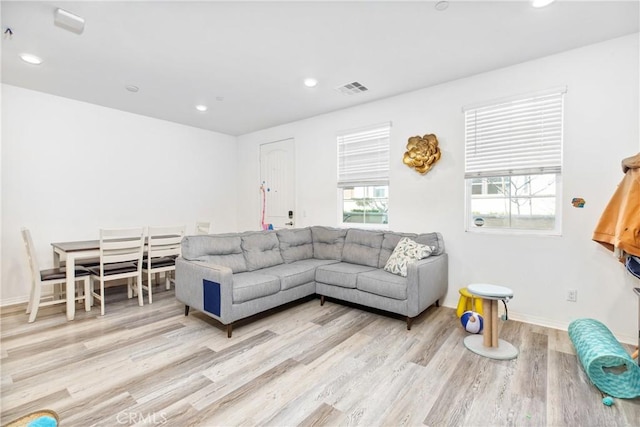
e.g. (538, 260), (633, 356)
(260, 139), (295, 229)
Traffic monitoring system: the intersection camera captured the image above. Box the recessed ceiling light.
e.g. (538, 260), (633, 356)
(125, 85), (139, 93)
(532, 0), (555, 8)
(434, 1), (449, 11)
(19, 53), (43, 65)
(304, 78), (318, 88)
(195, 105), (208, 112)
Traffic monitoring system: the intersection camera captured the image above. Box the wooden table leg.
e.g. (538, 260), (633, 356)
(53, 250), (61, 268)
(483, 298), (492, 347)
(491, 300), (499, 347)
(65, 254), (76, 321)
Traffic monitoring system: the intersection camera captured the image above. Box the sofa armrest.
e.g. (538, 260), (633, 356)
(175, 258), (234, 324)
(406, 254), (448, 317)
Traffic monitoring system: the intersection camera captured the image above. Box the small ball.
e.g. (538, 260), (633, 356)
(602, 396), (614, 406)
(461, 310), (484, 334)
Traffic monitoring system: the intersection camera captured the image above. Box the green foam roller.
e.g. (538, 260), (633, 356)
(568, 318), (640, 398)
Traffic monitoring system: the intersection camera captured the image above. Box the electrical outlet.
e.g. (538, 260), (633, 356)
(567, 289), (577, 302)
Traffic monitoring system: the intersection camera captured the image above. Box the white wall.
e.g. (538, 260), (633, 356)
(236, 34), (640, 343)
(1, 84), (238, 305)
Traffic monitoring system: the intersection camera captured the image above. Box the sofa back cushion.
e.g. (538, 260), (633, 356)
(181, 235), (248, 273)
(342, 229), (384, 268)
(415, 232), (445, 256)
(277, 228), (313, 263)
(383, 237), (434, 277)
(311, 226), (347, 260)
(241, 231), (284, 271)
(378, 231), (445, 268)
(378, 232), (417, 268)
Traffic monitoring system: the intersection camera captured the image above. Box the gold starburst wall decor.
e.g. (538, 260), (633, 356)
(403, 133), (442, 174)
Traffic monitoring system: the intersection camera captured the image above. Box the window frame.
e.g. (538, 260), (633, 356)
(337, 122), (391, 229)
(339, 184), (389, 228)
(464, 173), (563, 235)
(463, 88), (565, 235)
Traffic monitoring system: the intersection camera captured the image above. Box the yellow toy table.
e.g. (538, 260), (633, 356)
(456, 287), (483, 317)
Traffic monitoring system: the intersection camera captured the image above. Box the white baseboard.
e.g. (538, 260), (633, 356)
(442, 302), (637, 346)
(508, 311), (637, 346)
(0, 295), (29, 308)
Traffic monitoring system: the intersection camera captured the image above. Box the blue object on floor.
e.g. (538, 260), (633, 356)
(27, 416), (57, 427)
(568, 318), (640, 399)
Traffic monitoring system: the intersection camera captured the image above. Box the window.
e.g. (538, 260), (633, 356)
(464, 88), (565, 233)
(338, 123), (390, 226)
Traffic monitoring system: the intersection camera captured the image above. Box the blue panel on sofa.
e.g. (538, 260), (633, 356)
(203, 279), (221, 316)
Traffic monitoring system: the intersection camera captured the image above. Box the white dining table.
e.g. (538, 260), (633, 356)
(51, 235), (178, 320)
(51, 239), (100, 321)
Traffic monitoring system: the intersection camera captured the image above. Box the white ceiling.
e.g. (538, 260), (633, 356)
(2, 1), (638, 136)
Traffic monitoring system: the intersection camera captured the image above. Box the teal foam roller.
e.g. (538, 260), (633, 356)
(568, 318), (640, 399)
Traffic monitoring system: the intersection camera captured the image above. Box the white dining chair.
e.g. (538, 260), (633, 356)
(141, 225), (185, 304)
(88, 227), (145, 315)
(21, 228), (91, 322)
(195, 221), (211, 235)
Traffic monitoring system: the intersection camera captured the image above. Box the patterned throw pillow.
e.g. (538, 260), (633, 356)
(383, 237), (434, 277)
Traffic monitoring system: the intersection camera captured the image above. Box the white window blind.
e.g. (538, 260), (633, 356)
(464, 89), (565, 178)
(337, 122), (390, 187)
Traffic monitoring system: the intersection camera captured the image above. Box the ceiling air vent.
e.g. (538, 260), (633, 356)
(335, 81), (369, 95)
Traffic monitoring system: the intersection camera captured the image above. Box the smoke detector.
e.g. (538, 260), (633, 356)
(54, 8), (85, 34)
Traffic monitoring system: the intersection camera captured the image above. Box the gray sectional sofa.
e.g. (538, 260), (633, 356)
(175, 226), (448, 337)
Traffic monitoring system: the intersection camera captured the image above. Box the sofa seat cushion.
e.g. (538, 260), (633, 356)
(259, 263), (317, 290)
(232, 272), (281, 303)
(315, 262), (377, 289)
(357, 269), (408, 300)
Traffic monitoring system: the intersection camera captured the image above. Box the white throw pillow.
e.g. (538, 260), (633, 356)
(384, 237), (434, 277)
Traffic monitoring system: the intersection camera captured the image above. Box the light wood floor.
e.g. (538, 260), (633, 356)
(1, 286), (639, 427)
